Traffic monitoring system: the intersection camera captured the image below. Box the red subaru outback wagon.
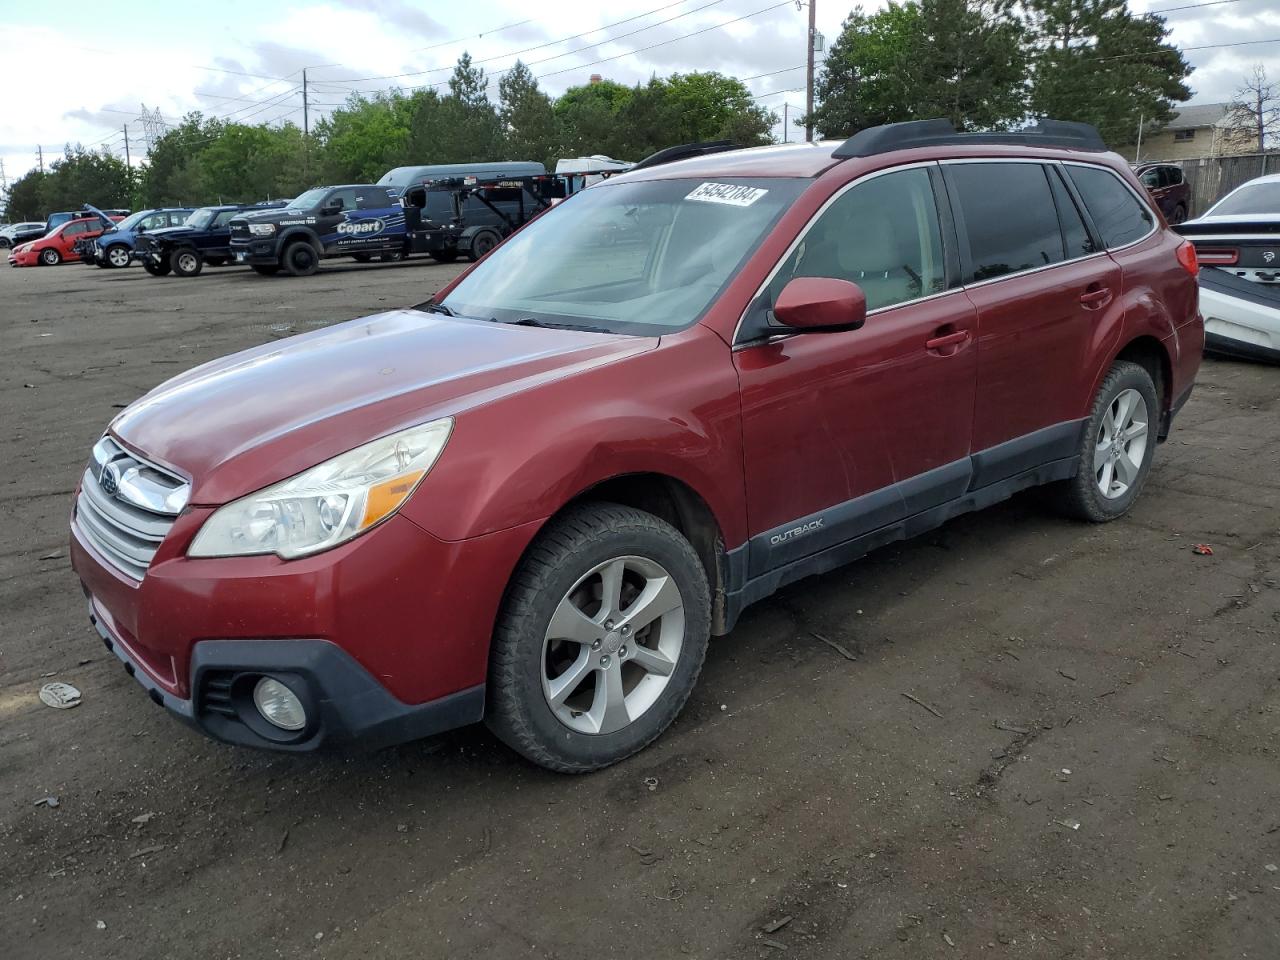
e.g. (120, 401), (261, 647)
(70, 119), (1203, 771)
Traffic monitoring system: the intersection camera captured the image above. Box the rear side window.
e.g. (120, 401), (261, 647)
(357, 188), (394, 210)
(947, 163), (1064, 282)
(1048, 168), (1098, 259)
(1066, 166), (1154, 249)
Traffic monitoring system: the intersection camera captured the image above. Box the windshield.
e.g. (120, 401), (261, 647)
(185, 208), (219, 229)
(115, 210), (153, 231)
(289, 187), (330, 210)
(442, 177), (805, 335)
(1208, 182), (1280, 217)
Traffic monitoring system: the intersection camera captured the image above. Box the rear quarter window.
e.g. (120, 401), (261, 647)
(1066, 165), (1154, 249)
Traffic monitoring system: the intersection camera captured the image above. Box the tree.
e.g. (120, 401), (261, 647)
(1025, 0), (1191, 147)
(3, 170), (49, 220)
(433, 52), (503, 162)
(37, 145), (133, 211)
(662, 72), (776, 147)
(315, 90), (416, 182)
(1224, 65), (1280, 153)
(498, 61), (560, 166)
(807, 1), (1026, 138)
(555, 79), (635, 157)
(139, 114), (220, 206)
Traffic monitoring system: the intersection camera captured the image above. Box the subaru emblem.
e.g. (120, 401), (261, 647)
(1264, 251), (1276, 264)
(100, 462), (120, 497)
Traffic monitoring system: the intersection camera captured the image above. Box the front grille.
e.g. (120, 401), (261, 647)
(229, 221), (250, 240)
(75, 436), (189, 580)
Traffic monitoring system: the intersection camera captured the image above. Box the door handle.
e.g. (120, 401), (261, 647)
(925, 329), (971, 351)
(1079, 287), (1112, 308)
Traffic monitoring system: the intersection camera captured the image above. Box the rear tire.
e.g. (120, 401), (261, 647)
(251, 264), (280, 276)
(379, 250), (405, 263)
(1059, 361), (1159, 522)
(350, 252), (373, 263)
(468, 230), (499, 261)
(282, 241), (319, 277)
(1170, 203), (1187, 225)
(486, 503), (711, 773)
(431, 249), (459, 263)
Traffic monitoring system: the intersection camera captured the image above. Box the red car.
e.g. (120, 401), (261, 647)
(70, 119), (1202, 770)
(8, 215), (121, 266)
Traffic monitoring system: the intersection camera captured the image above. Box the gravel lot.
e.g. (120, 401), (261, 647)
(2, 255), (1278, 960)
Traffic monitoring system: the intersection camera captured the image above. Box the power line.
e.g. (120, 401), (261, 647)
(1146, 0), (1245, 13)
(1086, 35), (1280, 62)
(320, 0), (729, 86)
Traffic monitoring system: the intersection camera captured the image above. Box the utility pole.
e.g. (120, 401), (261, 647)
(37, 145), (44, 174)
(805, 0), (816, 142)
(122, 124), (131, 171)
(303, 68), (309, 137)
(784, 103), (789, 143)
(1135, 113), (1143, 163)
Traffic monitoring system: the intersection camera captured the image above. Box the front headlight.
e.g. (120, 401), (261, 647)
(248, 223), (276, 236)
(188, 419), (453, 559)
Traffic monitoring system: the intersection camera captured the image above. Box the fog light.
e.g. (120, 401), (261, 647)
(252, 677), (307, 731)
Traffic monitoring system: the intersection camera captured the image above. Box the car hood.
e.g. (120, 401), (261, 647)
(111, 309), (653, 505)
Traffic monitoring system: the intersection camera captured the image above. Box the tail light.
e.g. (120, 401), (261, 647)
(1194, 247), (1238, 266)
(1175, 240), (1199, 276)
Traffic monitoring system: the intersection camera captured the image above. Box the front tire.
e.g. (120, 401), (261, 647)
(487, 503), (711, 773)
(170, 248), (203, 277)
(251, 264), (281, 276)
(142, 258), (171, 276)
(282, 241), (319, 277)
(1060, 361), (1158, 522)
(1170, 203), (1187, 225)
(40, 248), (61, 266)
(105, 244), (131, 268)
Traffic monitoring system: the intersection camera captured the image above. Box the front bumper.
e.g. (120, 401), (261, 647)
(89, 607), (484, 751)
(228, 239), (278, 265)
(1199, 268), (1280, 362)
(71, 501), (541, 751)
(8, 248), (37, 266)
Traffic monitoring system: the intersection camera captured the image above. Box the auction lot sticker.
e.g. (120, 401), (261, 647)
(686, 182), (769, 207)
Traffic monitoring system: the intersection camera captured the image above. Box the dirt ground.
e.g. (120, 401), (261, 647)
(1, 254), (1278, 960)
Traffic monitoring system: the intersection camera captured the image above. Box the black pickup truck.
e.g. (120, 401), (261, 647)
(228, 185), (407, 276)
(137, 202), (287, 277)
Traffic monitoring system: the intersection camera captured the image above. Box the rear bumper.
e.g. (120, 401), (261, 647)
(1199, 270), (1280, 362)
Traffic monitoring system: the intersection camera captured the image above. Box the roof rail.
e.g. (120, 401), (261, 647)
(631, 139), (739, 171)
(831, 118), (1107, 159)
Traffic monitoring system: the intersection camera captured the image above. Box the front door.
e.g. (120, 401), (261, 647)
(734, 165), (978, 577)
(942, 160), (1124, 485)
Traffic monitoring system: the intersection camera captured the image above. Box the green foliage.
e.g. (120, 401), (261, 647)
(808, 0), (1027, 138)
(8, 54), (788, 213)
(1025, 0), (1192, 146)
(2, 146), (131, 220)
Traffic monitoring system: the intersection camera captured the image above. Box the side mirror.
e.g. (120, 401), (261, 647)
(323, 199), (344, 214)
(773, 276), (867, 332)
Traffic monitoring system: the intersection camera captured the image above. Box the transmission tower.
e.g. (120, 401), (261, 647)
(138, 105), (166, 153)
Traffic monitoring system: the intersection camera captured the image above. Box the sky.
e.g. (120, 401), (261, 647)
(1, 0), (1278, 189)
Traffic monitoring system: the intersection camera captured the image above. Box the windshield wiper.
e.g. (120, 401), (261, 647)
(414, 300), (455, 316)
(504, 316), (548, 327)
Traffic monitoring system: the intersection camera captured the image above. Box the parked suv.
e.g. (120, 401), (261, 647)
(0, 221), (46, 248)
(88, 208), (194, 268)
(135, 204), (285, 277)
(227, 184), (406, 276)
(70, 120), (1202, 770)
(1134, 162), (1191, 224)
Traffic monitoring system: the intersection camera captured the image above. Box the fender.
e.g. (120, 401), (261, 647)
(275, 227), (322, 258)
(1085, 277), (1180, 420)
(400, 325), (749, 548)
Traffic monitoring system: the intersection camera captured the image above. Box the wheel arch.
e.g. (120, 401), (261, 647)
(278, 228), (322, 254)
(534, 472), (736, 636)
(1110, 335), (1174, 438)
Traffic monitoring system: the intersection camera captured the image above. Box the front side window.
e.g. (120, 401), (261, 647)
(442, 177), (805, 336)
(1067, 165), (1154, 248)
(948, 162), (1065, 282)
(1140, 169), (1160, 188)
(142, 213), (168, 230)
(766, 167), (947, 313)
(328, 188), (360, 212)
(211, 210), (238, 228)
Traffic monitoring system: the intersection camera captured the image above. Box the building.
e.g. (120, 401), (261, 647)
(1131, 102), (1255, 161)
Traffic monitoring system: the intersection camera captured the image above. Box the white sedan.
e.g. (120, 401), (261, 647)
(1176, 173), (1280, 363)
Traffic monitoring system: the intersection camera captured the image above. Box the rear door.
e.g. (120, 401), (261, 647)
(734, 165), (977, 576)
(944, 160), (1123, 486)
(354, 187), (405, 253)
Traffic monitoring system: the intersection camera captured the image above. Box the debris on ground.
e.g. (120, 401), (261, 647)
(901, 692), (943, 718)
(1057, 668), (1078, 681)
(1265, 864), (1277, 873)
(34, 796), (59, 808)
(277, 829), (290, 854)
(644, 776), (659, 792)
(1192, 544), (1214, 556)
(1053, 818), (1081, 831)
(38, 681), (82, 709)
(130, 844), (166, 859)
(994, 720), (1031, 734)
(131, 812), (155, 825)
(812, 632), (857, 661)
(762, 916), (794, 934)
(96, 921), (106, 931)
(943, 932), (956, 947)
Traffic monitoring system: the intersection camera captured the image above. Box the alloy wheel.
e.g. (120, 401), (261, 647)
(177, 252), (199, 274)
(1095, 388), (1149, 499)
(108, 246), (130, 267)
(541, 555), (685, 735)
